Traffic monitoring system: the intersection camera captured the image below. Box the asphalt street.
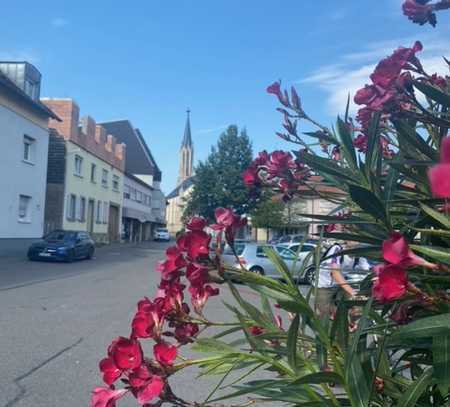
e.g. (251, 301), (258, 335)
(0, 242), (292, 407)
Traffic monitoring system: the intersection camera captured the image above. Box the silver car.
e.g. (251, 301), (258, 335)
(227, 242), (315, 282)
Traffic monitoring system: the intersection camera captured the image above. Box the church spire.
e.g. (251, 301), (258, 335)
(178, 109), (194, 186)
(181, 109), (193, 148)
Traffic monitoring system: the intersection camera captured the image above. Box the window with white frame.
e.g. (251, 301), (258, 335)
(90, 164), (97, 183)
(131, 187), (137, 201)
(23, 135), (35, 163)
(102, 169), (108, 187)
(103, 201), (109, 224)
(18, 195), (32, 222)
(96, 200), (102, 223)
(74, 155), (83, 176)
(67, 194), (77, 221)
(112, 175), (120, 191)
(136, 191), (143, 203)
(79, 197), (86, 222)
(124, 184), (131, 199)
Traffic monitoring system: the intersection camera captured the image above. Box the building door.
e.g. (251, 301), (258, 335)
(108, 205), (119, 242)
(87, 200), (95, 234)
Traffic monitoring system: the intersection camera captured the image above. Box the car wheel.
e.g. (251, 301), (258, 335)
(304, 267), (315, 285)
(86, 248), (95, 260)
(249, 266), (264, 275)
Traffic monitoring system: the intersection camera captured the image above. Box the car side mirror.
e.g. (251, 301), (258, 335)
(76, 238), (82, 244)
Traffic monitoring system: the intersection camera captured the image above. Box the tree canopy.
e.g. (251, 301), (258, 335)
(249, 191), (285, 229)
(183, 125), (255, 222)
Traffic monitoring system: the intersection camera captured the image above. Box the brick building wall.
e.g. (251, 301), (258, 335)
(41, 98), (126, 172)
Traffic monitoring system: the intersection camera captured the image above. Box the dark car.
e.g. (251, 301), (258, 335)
(27, 230), (95, 262)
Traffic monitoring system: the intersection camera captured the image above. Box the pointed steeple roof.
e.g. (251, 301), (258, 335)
(181, 109), (193, 148)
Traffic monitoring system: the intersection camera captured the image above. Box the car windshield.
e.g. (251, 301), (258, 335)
(223, 243), (245, 256)
(157, 228), (168, 233)
(45, 231), (76, 241)
(278, 236), (290, 243)
(292, 235), (304, 243)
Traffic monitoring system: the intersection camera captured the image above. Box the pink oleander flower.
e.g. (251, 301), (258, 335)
(242, 167), (259, 186)
(177, 230), (211, 260)
(428, 137), (450, 198)
(186, 216), (208, 231)
(153, 341), (178, 366)
(402, 0), (437, 26)
(354, 85), (379, 106)
(91, 387), (127, 407)
(186, 262), (208, 287)
(373, 264), (408, 303)
(135, 375), (165, 404)
(324, 223), (337, 233)
(189, 284), (219, 314)
(128, 364), (152, 389)
(157, 246), (187, 281)
(383, 232), (437, 269)
(250, 326), (265, 336)
(353, 134), (369, 153)
(370, 41), (423, 89)
(99, 357), (122, 386)
(131, 298), (165, 339)
(267, 81), (289, 107)
(158, 279), (186, 313)
(267, 151), (296, 177)
(212, 207), (247, 245)
(108, 337), (143, 371)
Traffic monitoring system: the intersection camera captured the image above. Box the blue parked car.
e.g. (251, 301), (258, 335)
(27, 230), (95, 262)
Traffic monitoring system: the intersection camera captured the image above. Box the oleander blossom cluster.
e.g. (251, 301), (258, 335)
(92, 208), (246, 407)
(242, 150), (310, 200)
(373, 232), (437, 304)
(402, 0), (450, 27)
(353, 41), (448, 157)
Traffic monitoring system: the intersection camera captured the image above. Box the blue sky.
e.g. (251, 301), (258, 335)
(2, 1), (449, 193)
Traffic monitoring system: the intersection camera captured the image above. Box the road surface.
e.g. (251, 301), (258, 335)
(0, 242), (292, 407)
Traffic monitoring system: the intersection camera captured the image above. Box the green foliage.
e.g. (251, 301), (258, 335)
(184, 71), (450, 406)
(249, 191), (285, 229)
(183, 125), (255, 221)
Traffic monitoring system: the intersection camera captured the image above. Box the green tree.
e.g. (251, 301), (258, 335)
(183, 125), (254, 221)
(250, 192), (285, 229)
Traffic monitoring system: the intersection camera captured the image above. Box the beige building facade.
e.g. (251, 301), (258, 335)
(166, 111), (194, 236)
(43, 99), (126, 244)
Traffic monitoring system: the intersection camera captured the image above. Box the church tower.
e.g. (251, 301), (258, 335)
(178, 109), (194, 185)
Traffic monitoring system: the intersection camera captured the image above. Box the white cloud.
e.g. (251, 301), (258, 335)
(301, 34), (450, 115)
(51, 18), (69, 28)
(197, 125), (228, 135)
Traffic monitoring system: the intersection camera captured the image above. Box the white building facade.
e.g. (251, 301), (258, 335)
(0, 62), (59, 256)
(123, 174), (154, 241)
